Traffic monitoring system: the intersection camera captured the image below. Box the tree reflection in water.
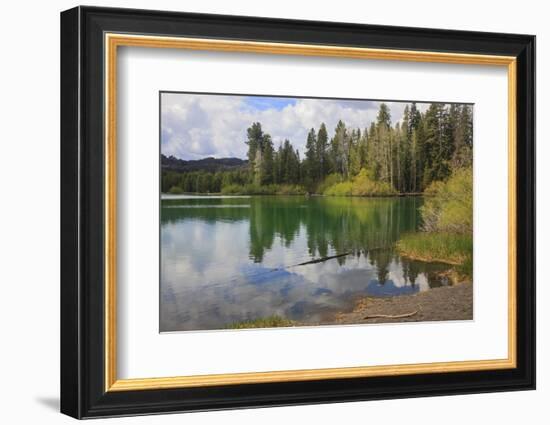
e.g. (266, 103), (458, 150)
(160, 196), (453, 332)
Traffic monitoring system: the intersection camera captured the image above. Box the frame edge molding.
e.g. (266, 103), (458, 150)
(60, 6), (535, 419)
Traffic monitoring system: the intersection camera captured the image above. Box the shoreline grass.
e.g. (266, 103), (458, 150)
(226, 315), (296, 329)
(396, 233), (473, 268)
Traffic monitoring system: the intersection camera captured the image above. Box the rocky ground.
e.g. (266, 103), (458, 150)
(327, 282), (473, 325)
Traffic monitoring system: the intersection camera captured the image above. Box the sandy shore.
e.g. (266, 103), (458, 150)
(326, 282), (473, 325)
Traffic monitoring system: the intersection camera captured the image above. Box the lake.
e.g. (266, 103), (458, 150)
(160, 195), (453, 332)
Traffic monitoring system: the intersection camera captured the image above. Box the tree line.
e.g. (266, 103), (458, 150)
(162, 102), (473, 195)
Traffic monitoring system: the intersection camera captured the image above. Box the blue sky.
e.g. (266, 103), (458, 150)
(161, 93), (428, 160)
(242, 96), (297, 111)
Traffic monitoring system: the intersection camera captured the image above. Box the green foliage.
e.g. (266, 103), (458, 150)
(304, 128), (318, 186)
(316, 123), (329, 180)
(227, 315), (295, 329)
(421, 167), (473, 233)
(260, 135), (275, 185)
(397, 233), (473, 266)
(330, 120), (350, 178)
(316, 173), (343, 194)
(168, 186), (184, 194)
(323, 168), (397, 197)
(324, 181), (353, 196)
(273, 139), (301, 185)
(245, 122), (265, 167)
(276, 184), (307, 195)
(377, 102), (392, 128)
(457, 254), (473, 280)
(162, 170), (226, 194)
(349, 129), (367, 177)
(162, 102), (473, 196)
(221, 183), (306, 196)
(220, 184), (247, 195)
(396, 167), (473, 279)
(351, 169), (396, 196)
(162, 167), (249, 194)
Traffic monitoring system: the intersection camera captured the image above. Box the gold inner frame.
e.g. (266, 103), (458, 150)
(104, 33), (517, 392)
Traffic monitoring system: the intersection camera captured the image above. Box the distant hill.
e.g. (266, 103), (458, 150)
(161, 154), (248, 173)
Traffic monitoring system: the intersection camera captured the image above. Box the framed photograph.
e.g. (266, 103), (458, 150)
(60, 6), (535, 419)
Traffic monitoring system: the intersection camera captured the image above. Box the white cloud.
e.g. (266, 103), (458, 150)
(161, 93), (428, 160)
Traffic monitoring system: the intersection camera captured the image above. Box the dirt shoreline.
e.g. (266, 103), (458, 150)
(323, 282), (473, 325)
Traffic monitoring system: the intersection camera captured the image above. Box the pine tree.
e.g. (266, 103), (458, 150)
(452, 105), (473, 168)
(376, 104), (392, 184)
(245, 122), (264, 170)
(407, 102), (422, 192)
(393, 122), (402, 192)
(316, 123), (329, 181)
(216, 103), (474, 194)
(261, 135), (275, 185)
(422, 103), (452, 187)
(377, 103), (391, 128)
(293, 149), (301, 183)
(408, 102), (421, 133)
(273, 143), (284, 184)
(366, 122), (378, 179)
(253, 148), (263, 185)
(357, 130), (368, 171)
(349, 128), (362, 177)
(350, 129), (367, 177)
(280, 139), (293, 183)
(400, 106), (412, 192)
(332, 120), (349, 178)
(304, 128), (318, 186)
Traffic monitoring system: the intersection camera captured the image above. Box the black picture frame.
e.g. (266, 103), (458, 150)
(61, 5), (535, 419)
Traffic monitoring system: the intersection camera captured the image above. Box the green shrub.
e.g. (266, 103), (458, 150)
(168, 186), (184, 194)
(220, 184), (243, 195)
(316, 173), (344, 194)
(421, 167), (472, 234)
(351, 169), (397, 196)
(324, 181), (353, 196)
(277, 184), (307, 195)
(323, 169), (397, 197)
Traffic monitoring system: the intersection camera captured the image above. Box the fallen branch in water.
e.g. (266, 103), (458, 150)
(290, 252), (351, 267)
(363, 310), (418, 320)
(269, 247), (388, 273)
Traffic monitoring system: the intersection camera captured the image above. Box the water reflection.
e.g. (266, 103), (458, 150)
(160, 196), (452, 332)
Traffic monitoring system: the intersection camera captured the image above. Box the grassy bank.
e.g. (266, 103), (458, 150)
(397, 167), (473, 280)
(397, 233), (473, 280)
(227, 315), (295, 329)
(397, 233), (472, 265)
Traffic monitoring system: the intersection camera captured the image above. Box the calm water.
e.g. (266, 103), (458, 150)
(160, 195), (452, 332)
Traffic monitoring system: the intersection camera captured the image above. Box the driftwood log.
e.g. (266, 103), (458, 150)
(363, 310), (418, 320)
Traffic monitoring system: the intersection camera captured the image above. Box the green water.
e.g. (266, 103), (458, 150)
(160, 195), (452, 332)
